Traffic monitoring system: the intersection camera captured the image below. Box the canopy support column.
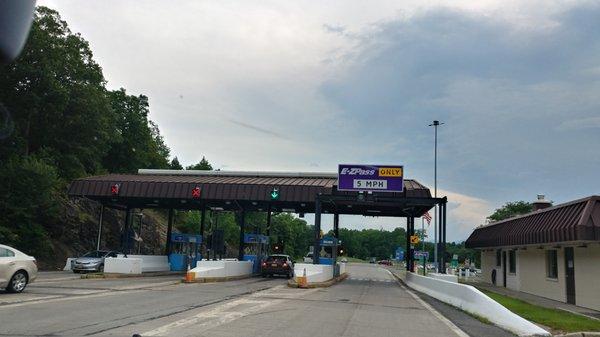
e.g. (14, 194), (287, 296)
(96, 205), (104, 251)
(438, 203), (444, 273)
(409, 217), (415, 272)
(165, 209), (174, 255)
(237, 210), (246, 261)
(441, 201), (447, 274)
(333, 213), (339, 238)
(313, 197), (322, 264)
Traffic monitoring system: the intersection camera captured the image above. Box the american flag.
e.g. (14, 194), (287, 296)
(423, 211), (432, 225)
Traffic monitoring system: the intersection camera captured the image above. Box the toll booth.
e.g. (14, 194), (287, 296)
(168, 233), (202, 271)
(242, 233), (269, 274)
(319, 236), (341, 265)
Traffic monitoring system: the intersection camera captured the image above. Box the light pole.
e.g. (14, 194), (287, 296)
(429, 120), (443, 271)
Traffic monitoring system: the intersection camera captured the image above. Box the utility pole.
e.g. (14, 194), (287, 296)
(429, 120), (443, 272)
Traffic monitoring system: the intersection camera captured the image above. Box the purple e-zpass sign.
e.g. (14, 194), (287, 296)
(338, 164), (404, 192)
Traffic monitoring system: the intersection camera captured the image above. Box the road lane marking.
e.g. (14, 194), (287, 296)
(142, 285), (319, 336)
(386, 270), (469, 337)
(0, 281), (179, 309)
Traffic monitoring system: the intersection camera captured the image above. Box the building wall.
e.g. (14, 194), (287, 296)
(517, 248), (566, 303)
(481, 250), (497, 284)
(574, 245), (600, 311)
(505, 250), (520, 291)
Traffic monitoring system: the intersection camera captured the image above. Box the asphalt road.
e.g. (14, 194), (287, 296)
(0, 264), (512, 337)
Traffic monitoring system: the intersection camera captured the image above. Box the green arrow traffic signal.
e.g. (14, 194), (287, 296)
(270, 188), (280, 200)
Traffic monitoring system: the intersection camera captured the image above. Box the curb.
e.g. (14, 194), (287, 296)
(554, 333), (600, 337)
(182, 274), (251, 283)
(80, 271), (184, 279)
(287, 273), (348, 288)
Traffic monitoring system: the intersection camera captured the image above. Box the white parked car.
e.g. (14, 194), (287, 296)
(0, 244), (38, 293)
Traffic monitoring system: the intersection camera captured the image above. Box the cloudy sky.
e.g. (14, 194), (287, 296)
(38, 0), (600, 241)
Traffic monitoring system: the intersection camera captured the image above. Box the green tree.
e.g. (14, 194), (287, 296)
(488, 201), (533, 222)
(186, 156), (212, 170)
(102, 89), (170, 173)
(169, 157), (183, 170)
(0, 6), (115, 179)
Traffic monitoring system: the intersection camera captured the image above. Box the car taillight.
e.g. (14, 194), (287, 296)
(282, 263), (288, 268)
(261, 262), (266, 267)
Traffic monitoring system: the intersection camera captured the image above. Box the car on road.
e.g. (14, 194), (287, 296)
(369, 257), (376, 264)
(0, 244), (38, 293)
(377, 260), (393, 266)
(261, 254), (294, 278)
(72, 250), (119, 273)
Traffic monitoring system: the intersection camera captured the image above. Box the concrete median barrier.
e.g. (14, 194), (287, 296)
(104, 257), (142, 274)
(188, 260), (252, 280)
(117, 255), (170, 272)
(405, 272), (550, 336)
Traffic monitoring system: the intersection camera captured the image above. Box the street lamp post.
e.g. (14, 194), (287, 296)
(429, 120), (443, 272)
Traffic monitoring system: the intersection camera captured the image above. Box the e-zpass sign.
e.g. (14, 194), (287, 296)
(337, 164), (404, 192)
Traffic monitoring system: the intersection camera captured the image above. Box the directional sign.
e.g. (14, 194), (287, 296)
(338, 164), (404, 192)
(414, 251), (429, 258)
(270, 187), (280, 200)
(410, 235), (420, 245)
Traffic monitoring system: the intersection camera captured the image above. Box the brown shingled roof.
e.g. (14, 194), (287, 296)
(465, 195), (600, 248)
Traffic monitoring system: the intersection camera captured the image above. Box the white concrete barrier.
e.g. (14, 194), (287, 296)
(63, 258), (76, 271)
(190, 260), (252, 279)
(405, 272), (550, 336)
(428, 272), (458, 283)
(338, 262), (346, 275)
(294, 263), (333, 283)
(117, 255), (170, 272)
(104, 257), (142, 274)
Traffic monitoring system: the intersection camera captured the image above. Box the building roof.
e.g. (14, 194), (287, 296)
(465, 195), (600, 248)
(67, 170), (435, 217)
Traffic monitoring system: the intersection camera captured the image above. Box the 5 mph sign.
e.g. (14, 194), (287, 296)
(338, 164), (404, 192)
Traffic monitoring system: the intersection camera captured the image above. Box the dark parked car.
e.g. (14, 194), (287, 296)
(377, 260), (393, 266)
(72, 250), (119, 273)
(261, 254), (294, 278)
(369, 257), (376, 264)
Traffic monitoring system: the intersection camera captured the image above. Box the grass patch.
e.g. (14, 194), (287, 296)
(343, 257), (367, 263)
(480, 289), (600, 333)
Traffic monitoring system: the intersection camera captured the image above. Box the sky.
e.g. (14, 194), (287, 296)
(38, 0), (600, 241)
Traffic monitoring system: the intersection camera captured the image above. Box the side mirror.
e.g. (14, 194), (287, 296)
(0, 0), (36, 63)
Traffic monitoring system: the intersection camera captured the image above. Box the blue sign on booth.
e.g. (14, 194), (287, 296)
(395, 247), (405, 261)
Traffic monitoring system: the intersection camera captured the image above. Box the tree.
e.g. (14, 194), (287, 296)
(169, 157), (183, 170)
(102, 89), (170, 173)
(186, 156), (212, 170)
(488, 201), (533, 222)
(0, 6), (116, 179)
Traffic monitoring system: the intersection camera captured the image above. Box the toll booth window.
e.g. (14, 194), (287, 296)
(496, 249), (501, 267)
(508, 250), (516, 274)
(546, 250), (558, 279)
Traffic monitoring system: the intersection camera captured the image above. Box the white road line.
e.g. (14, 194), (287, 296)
(386, 270), (469, 337)
(142, 285), (319, 336)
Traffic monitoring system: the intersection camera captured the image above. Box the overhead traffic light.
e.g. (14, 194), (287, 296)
(272, 242), (284, 253)
(270, 187), (280, 200)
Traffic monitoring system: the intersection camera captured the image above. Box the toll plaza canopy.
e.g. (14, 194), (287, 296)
(68, 169), (449, 271)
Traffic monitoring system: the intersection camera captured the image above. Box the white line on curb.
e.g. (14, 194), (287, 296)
(386, 270), (469, 337)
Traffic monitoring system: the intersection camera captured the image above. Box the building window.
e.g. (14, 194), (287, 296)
(496, 249), (501, 267)
(509, 250), (516, 274)
(546, 250), (558, 279)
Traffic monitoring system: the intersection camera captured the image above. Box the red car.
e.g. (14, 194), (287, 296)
(377, 260), (393, 266)
(261, 254), (294, 278)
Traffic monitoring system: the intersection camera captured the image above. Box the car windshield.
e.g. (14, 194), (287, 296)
(266, 256), (287, 262)
(2, 2), (597, 336)
(82, 251), (107, 258)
